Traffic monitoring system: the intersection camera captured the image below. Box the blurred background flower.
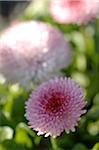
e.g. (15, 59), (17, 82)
(50, 0), (99, 24)
(0, 21), (72, 88)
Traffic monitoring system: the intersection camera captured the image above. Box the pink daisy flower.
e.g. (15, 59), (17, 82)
(25, 77), (86, 137)
(0, 21), (72, 88)
(50, 0), (99, 24)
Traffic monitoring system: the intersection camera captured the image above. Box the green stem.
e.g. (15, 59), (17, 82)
(93, 19), (99, 72)
(94, 19), (99, 53)
(50, 137), (58, 150)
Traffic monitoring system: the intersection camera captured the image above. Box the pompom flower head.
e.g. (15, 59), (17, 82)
(0, 21), (72, 88)
(25, 77), (86, 137)
(50, 0), (99, 24)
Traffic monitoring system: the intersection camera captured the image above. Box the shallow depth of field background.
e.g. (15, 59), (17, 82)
(0, 1), (99, 150)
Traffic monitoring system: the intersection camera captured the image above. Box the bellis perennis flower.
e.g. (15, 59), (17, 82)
(25, 77), (86, 137)
(50, 0), (99, 24)
(0, 21), (72, 88)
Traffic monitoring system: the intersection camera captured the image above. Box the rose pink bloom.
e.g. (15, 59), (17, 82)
(50, 0), (99, 24)
(25, 77), (86, 137)
(0, 21), (72, 88)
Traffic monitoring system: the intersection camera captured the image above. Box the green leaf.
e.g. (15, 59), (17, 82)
(87, 121), (99, 136)
(93, 93), (99, 105)
(92, 143), (99, 150)
(0, 140), (26, 150)
(72, 143), (88, 150)
(15, 123), (33, 149)
(0, 126), (13, 142)
(87, 106), (99, 120)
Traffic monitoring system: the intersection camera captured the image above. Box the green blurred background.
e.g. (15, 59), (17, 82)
(0, 1), (99, 150)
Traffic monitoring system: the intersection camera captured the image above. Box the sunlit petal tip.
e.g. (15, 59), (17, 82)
(45, 133), (50, 137)
(71, 127), (75, 132)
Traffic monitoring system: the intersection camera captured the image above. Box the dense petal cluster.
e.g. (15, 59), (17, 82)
(50, 0), (99, 24)
(25, 77), (86, 137)
(0, 21), (72, 88)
